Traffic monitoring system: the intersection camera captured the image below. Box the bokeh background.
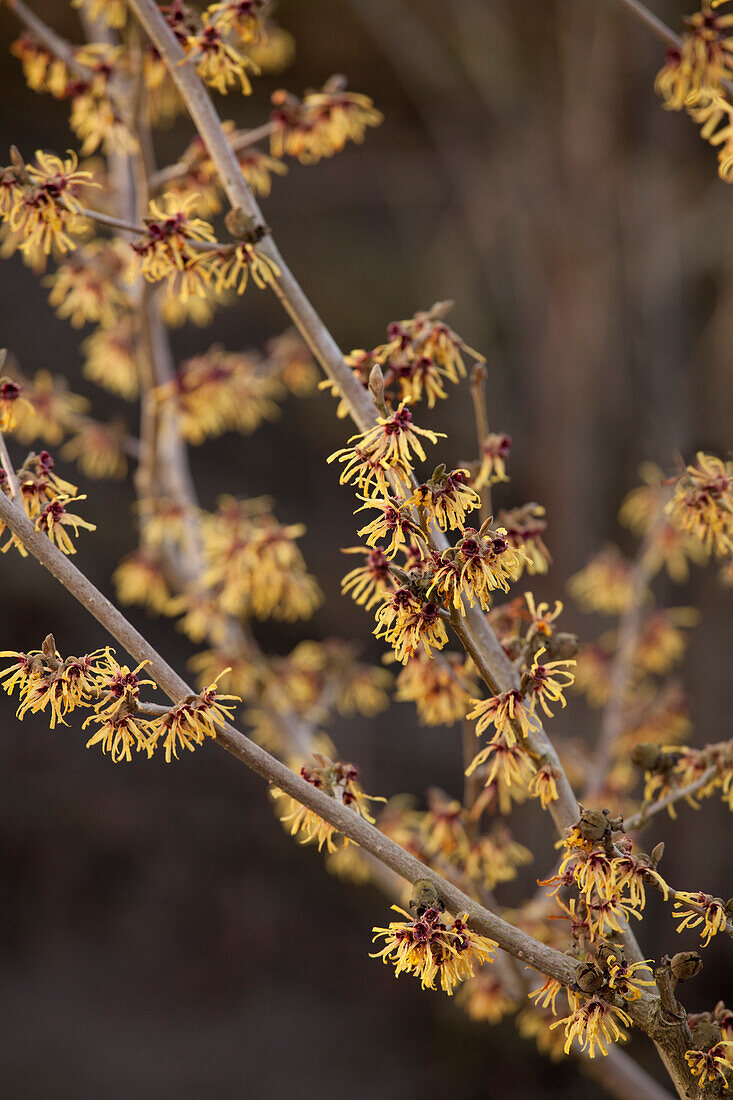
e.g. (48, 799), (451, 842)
(0, 1), (731, 1096)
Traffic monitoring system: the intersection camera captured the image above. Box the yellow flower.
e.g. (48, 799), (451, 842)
(34, 494), (96, 555)
(458, 971), (518, 1024)
(606, 958), (655, 1002)
(274, 755), (382, 852)
(409, 468), (480, 531)
(213, 239), (281, 294)
(11, 35), (70, 97)
(524, 647), (576, 719)
(265, 330), (318, 395)
(207, 0), (268, 41)
(551, 995), (632, 1058)
(685, 1041), (733, 1090)
(329, 402), (444, 489)
(374, 587), (448, 664)
(83, 706), (154, 762)
(497, 503), (552, 576)
(568, 546), (635, 615)
(371, 904), (497, 995)
(430, 525), (526, 614)
(130, 193), (217, 285)
(374, 306), (483, 384)
(45, 240), (130, 328)
(1, 149), (96, 256)
(0, 637), (108, 728)
(395, 650), (475, 727)
(202, 501), (322, 621)
(462, 827), (533, 889)
(72, 0), (127, 30)
(0, 377), (33, 433)
(185, 16), (258, 96)
(586, 895), (642, 940)
(61, 420), (128, 480)
(673, 891), (729, 946)
(528, 762), (560, 810)
(356, 495), (423, 559)
(465, 733), (534, 813)
(157, 347), (283, 444)
(474, 433), (512, 489)
(17, 450), (78, 519)
(340, 545), (394, 610)
(113, 550), (174, 615)
(270, 81), (382, 164)
(146, 673), (240, 762)
(529, 976), (566, 1016)
(655, 2), (733, 110)
(82, 320), (139, 399)
(9, 369), (88, 446)
(666, 452), (733, 558)
(467, 689), (538, 748)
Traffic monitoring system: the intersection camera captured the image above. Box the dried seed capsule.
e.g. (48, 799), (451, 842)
(578, 808), (610, 842)
(669, 951), (703, 982)
(575, 961), (606, 993)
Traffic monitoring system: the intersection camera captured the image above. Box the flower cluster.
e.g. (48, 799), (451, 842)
(1, 449), (96, 557)
(157, 346), (283, 443)
(270, 77), (383, 163)
(273, 753), (382, 853)
(326, 303), (484, 417)
(200, 497), (322, 621)
(0, 149), (94, 256)
(371, 903), (497, 995)
(0, 637), (238, 765)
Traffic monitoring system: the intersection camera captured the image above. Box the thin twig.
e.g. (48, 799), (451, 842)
(584, 512), (666, 801)
(613, 0), (681, 51)
(624, 764), (720, 833)
(469, 362), (491, 523)
(0, 487), (589, 993)
(150, 121), (276, 191)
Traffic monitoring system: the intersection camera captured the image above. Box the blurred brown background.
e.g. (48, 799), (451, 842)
(0, 0), (731, 1096)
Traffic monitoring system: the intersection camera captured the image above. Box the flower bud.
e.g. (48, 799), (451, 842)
(575, 961), (606, 993)
(594, 940), (625, 969)
(630, 743), (663, 771)
(669, 951), (703, 982)
(546, 632), (580, 661)
(578, 808), (610, 842)
(409, 878), (445, 916)
(368, 364), (387, 415)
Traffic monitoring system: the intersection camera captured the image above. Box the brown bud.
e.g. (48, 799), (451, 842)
(669, 951), (703, 982)
(322, 73), (348, 94)
(409, 879), (445, 916)
(41, 633), (57, 661)
(546, 632), (580, 661)
(630, 743), (663, 771)
(650, 842), (665, 868)
(578, 808), (610, 842)
(691, 1019), (723, 1052)
(368, 364), (387, 415)
(594, 941), (625, 969)
(575, 961), (606, 994)
(9, 145), (29, 184)
(224, 207), (267, 242)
